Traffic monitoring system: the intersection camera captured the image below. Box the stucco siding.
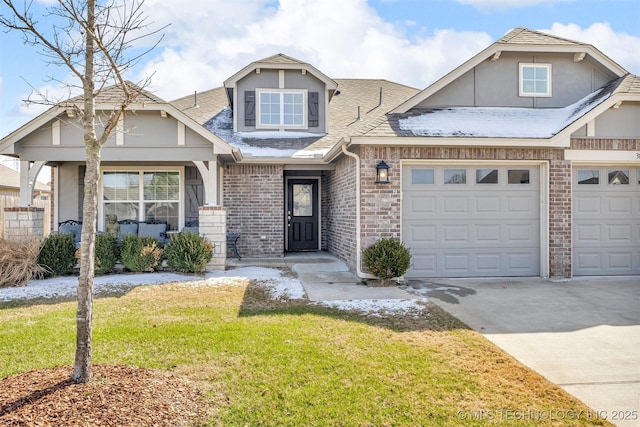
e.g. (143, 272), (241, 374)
(57, 162), (83, 223)
(595, 103), (640, 137)
(236, 69), (326, 132)
(419, 52), (618, 109)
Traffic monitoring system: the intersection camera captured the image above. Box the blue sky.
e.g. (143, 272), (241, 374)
(1, 0), (639, 143)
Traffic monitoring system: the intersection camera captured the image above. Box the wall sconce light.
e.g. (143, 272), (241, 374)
(375, 160), (390, 184)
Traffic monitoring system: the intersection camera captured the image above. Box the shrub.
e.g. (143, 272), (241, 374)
(120, 234), (163, 272)
(164, 232), (213, 273)
(94, 233), (118, 275)
(0, 238), (46, 287)
(38, 233), (77, 277)
(362, 238), (411, 286)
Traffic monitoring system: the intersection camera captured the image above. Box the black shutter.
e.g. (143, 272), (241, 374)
(308, 92), (319, 127)
(244, 91), (255, 126)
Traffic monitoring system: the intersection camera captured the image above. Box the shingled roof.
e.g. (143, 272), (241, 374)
(176, 79), (419, 158)
(497, 27), (587, 46)
(67, 81), (165, 106)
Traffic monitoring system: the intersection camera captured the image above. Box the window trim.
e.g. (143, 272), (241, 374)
(99, 166), (184, 232)
(519, 63), (552, 97)
(256, 88), (307, 130)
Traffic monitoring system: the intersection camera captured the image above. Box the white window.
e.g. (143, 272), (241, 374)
(519, 63), (551, 97)
(102, 170), (181, 231)
(257, 89), (307, 129)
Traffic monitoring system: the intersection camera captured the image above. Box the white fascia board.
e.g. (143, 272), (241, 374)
(224, 61), (338, 91)
(115, 103), (235, 155)
(237, 156), (333, 167)
(349, 136), (568, 148)
(391, 44), (498, 114)
(0, 106), (63, 154)
(554, 93), (637, 140)
(565, 150), (640, 163)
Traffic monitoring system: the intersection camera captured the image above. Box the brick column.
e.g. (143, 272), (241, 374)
(199, 205), (226, 270)
(3, 207), (45, 240)
(549, 159), (572, 278)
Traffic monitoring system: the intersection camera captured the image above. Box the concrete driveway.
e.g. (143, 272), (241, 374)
(405, 276), (640, 427)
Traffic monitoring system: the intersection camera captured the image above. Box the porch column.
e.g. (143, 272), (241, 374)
(193, 157), (219, 205)
(199, 205), (227, 270)
(19, 160), (46, 207)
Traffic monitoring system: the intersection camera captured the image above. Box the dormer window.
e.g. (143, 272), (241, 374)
(519, 63), (551, 97)
(256, 89), (307, 129)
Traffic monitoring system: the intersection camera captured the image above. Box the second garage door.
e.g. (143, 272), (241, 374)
(573, 166), (640, 275)
(402, 164), (540, 278)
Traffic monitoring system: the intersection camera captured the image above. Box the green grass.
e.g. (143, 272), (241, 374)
(0, 279), (610, 426)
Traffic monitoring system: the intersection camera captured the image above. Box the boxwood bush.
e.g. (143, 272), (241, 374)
(38, 233), (76, 277)
(120, 234), (163, 272)
(94, 233), (118, 275)
(164, 232), (213, 273)
(362, 237), (411, 286)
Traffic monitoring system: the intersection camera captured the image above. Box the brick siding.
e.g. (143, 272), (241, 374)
(358, 145), (571, 276)
(326, 153), (358, 271)
(223, 164), (284, 258)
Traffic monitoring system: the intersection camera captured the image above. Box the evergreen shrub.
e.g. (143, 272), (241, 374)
(120, 234), (163, 272)
(164, 232), (213, 273)
(38, 233), (76, 277)
(362, 237), (411, 286)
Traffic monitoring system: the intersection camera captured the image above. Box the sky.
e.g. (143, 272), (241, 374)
(0, 0), (639, 148)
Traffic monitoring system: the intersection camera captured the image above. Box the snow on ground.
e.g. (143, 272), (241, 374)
(1, 266), (426, 316)
(316, 299), (427, 317)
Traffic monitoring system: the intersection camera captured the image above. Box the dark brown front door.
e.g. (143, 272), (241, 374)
(287, 179), (319, 251)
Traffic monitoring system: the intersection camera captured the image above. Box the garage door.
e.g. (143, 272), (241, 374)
(402, 165), (540, 278)
(573, 166), (640, 275)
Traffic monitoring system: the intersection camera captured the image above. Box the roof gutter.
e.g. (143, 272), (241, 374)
(341, 140), (374, 280)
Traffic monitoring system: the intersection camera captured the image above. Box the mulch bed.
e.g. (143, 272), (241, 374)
(0, 365), (207, 426)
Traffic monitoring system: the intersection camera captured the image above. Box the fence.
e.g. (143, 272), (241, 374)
(0, 194), (51, 238)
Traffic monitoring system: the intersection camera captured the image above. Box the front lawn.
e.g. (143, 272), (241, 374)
(0, 273), (610, 426)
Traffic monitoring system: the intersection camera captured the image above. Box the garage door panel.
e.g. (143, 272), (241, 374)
(443, 197), (468, 214)
(405, 224), (437, 243)
(476, 197), (501, 213)
(403, 164), (540, 278)
(607, 196), (632, 215)
(409, 196), (436, 214)
(575, 197), (601, 216)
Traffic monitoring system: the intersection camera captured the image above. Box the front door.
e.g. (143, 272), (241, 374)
(287, 179), (319, 251)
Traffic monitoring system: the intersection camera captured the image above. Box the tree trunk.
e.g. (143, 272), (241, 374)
(72, 0), (97, 384)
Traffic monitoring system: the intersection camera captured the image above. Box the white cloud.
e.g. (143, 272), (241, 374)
(138, 0), (492, 100)
(543, 22), (640, 74)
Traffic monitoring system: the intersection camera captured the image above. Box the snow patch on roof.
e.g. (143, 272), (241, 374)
(203, 108), (329, 158)
(399, 87), (612, 138)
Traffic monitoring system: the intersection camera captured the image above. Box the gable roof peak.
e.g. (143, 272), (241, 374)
(254, 53), (309, 66)
(498, 27), (586, 46)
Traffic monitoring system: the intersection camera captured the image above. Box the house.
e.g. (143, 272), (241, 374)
(0, 27), (638, 277)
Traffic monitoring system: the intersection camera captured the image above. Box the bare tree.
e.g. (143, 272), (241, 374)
(0, 0), (163, 383)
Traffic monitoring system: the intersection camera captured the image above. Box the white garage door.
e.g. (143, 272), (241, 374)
(573, 166), (640, 276)
(402, 165), (540, 278)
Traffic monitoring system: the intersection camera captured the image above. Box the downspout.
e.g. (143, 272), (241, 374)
(341, 141), (374, 279)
